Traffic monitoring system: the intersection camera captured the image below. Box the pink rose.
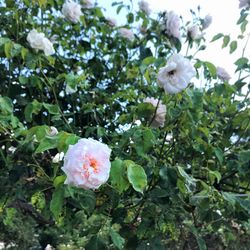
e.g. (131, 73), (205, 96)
(62, 138), (111, 190)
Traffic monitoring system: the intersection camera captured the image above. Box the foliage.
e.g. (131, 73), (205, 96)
(0, 0), (249, 249)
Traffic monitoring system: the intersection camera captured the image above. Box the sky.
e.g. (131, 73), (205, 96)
(97, 0), (250, 84)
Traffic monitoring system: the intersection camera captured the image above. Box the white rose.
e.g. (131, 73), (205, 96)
(161, 11), (181, 39)
(138, 0), (151, 15)
(81, 0), (93, 8)
(27, 29), (46, 51)
(106, 17), (117, 27)
(42, 37), (55, 56)
(62, 1), (82, 23)
(27, 29), (55, 56)
(202, 14), (212, 30)
(157, 54), (196, 94)
(144, 97), (166, 128)
(239, 0), (250, 8)
(62, 138), (112, 190)
(216, 67), (231, 81)
(188, 25), (204, 40)
(119, 28), (135, 41)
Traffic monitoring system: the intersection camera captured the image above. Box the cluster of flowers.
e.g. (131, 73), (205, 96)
(26, 0), (239, 190)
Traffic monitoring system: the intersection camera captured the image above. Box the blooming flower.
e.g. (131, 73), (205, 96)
(161, 11), (181, 39)
(188, 25), (204, 40)
(62, 1), (82, 23)
(119, 28), (135, 40)
(81, 0), (93, 8)
(157, 54), (196, 94)
(27, 29), (55, 56)
(52, 152), (64, 163)
(62, 138), (112, 190)
(48, 126), (58, 136)
(239, 0), (250, 8)
(216, 67), (231, 81)
(138, 0), (151, 15)
(144, 97), (166, 128)
(202, 14), (212, 30)
(106, 17), (117, 27)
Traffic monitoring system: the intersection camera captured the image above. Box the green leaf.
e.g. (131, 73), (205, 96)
(222, 35), (230, 48)
(50, 185), (64, 221)
(126, 160), (147, 193)
(211, 33), (224, 42)
(204, 61), (217, 78)
(24, 100), (42, 122)
(110, 227), (125, 250)
(85, 236), (106, 250)
(177, 166), (196, 193)
(208, 170), (221, 184)
(237, 13), (248, 24)
(0, 96), (13, 114)
(229, 41), (237, 54)
(133, 128), (155, 156)
(43, 103), (60, 115)
(110, 159), (130, 193)
(35, 136), (58, 154)
(214, 147), (224, 164)
(53, 175), (66, 188)
(4, 41), (12, 58)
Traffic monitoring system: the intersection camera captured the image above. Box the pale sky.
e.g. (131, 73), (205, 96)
(98, 0), (250, 84)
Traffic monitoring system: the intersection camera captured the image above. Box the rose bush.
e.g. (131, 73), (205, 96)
(0, 0), (249, 249)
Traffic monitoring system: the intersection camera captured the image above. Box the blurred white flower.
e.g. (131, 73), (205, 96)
(52, 152), (64, 163)
(138, 0), (151, 15)
(65, 84), (77, 94)
(119, 28), (135, 40)
(62, 1), (82, 23)
(45, 244), (54, 250)
(157, 54), (196, 94)
(216, 67), (231, 81)
(27, 29), (55, 56)
(62, 138), (111, 190)
(144, 97), (166, 128)
(188, 25), (204, 40)
(106, 17), (117, 27)
(202, 14), (212, 29)
(8, 146), (17, 154)
(81, 0), (93, 8)
(239, 0), (250, 8)
(161, 11), (181, 39)
(48, 126), (58, 136)
(42, 37), (56, 56)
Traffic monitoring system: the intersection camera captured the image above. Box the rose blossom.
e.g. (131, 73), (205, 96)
(188, 25), (204, 40)
(62, 138), (112, 190)
(48, 126), (58, 136)
(157, 54), (196, 94)
(161, 11), (181, 39)
(144, 97), (166, 128)
(81, 0), (93, 8)
(239, 0), (250, 8)
(62, 1), (82, 23)
(202, 14), (212, 30)
(27, 29), (55, 56)
(106, 17), (117, 27)
(119, 28), (135, 41)
(138, 0), (151, 15)
(216, 67), (231, 81)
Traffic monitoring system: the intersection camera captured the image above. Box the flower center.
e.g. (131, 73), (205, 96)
(168, 69), (176, 76)
(83, 157), (99, 175)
